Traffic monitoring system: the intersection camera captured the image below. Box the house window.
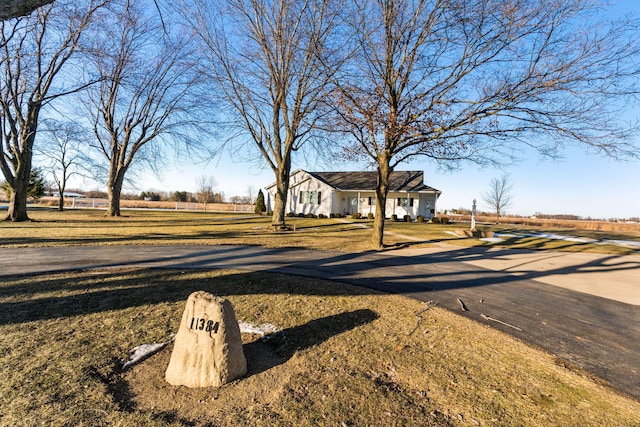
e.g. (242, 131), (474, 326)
(397, 198), (414, 207)
(300, 191), (321, 204)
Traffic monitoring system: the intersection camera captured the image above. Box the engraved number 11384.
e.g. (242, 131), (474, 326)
(189, 317), (219, 334)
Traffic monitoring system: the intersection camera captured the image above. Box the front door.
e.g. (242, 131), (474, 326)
(346, 197), (358, 215)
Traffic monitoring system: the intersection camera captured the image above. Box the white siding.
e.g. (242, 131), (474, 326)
(265, 170), (334, 216)
(291, 173), (333, 215)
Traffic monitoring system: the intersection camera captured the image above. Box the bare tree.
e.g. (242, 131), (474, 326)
(331, 0), (640, 248)
(246, 184), (255, 205)
(195, 174), (216, 211)
(37, 119), (88, 211)
(80, 0), (207, 216)
(0, 0), (54, 20)
(179, 0), (344, 227)
(0, 0), (105, 221)
(483, 175), (513, 224)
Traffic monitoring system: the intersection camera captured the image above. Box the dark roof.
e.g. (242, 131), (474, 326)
(307, 171), (440, 193)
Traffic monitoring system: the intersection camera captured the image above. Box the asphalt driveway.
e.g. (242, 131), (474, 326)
(1, 244), (639, 400)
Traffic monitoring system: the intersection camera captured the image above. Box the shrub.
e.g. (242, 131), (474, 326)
(286, 212), (295, 217)
(351, 213), (362, 219)
(26, 169), (45, 201)
(306, 213), (315, 218)
(404, 215), (412, 222)
(298, 212), (305, 217)
(318, 213), (326, 219)
(441, 217), (450, 224)
(431, 217), (440, 224)
(391, 214), (398, 221)
(335, 213), (343, 218)
(329, 213), (336, 218)
(417, 215), (425, 223)
(367, 212), (374, 220)
(254, 189), (266, 215)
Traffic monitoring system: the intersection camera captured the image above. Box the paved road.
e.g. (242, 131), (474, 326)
(2, 244), (639, 400)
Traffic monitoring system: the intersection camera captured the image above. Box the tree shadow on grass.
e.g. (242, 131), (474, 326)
(85, 358), (137, 413)
(243, 309), (379, 377)
(0, 268), (377, 326)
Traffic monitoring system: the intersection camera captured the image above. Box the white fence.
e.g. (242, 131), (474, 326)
(42, 197), (254, 213)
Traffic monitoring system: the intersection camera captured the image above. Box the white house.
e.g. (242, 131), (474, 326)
(265, 169), (441, 219)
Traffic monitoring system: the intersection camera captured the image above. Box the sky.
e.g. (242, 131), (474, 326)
(88, 0), (640, 220)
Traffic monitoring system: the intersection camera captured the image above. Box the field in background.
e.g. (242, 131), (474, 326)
(452, 213), (640, 233)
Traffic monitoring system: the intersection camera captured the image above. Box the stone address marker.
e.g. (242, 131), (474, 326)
(165, 291), (247, 387)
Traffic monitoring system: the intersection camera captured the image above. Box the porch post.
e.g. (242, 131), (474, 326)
(434, 193), (438, 218)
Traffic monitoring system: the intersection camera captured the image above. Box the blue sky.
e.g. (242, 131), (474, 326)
(117, 1), (640, 220)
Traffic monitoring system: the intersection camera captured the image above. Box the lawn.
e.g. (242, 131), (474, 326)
(1, 208), (639, 426)
(2, 207), (638, 254)
(2, 269), (639, 426)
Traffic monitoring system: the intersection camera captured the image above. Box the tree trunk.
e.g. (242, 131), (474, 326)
(372, 160), (392, 249)
(6, 106), (39, 222)
(6, 176), (29, 221)
(57, 175), (67, 212)
(270, 157), (291, 227)
(0, 0), (55, 20)
(270, 174), (289, 226)
(106, 168), (125, 217)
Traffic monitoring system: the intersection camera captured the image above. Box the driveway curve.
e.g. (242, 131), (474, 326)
(1, 244), (639, 401)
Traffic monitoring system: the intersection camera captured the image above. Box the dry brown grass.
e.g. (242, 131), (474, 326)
(2, 208), (638, 256)
(2, 268), (639, 426)
(467, 214), (640, 233)
(0, 208), (385, 252)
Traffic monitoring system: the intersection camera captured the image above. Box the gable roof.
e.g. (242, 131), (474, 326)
(307, 170), (440, 193)
(266, 169), (441, 193)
